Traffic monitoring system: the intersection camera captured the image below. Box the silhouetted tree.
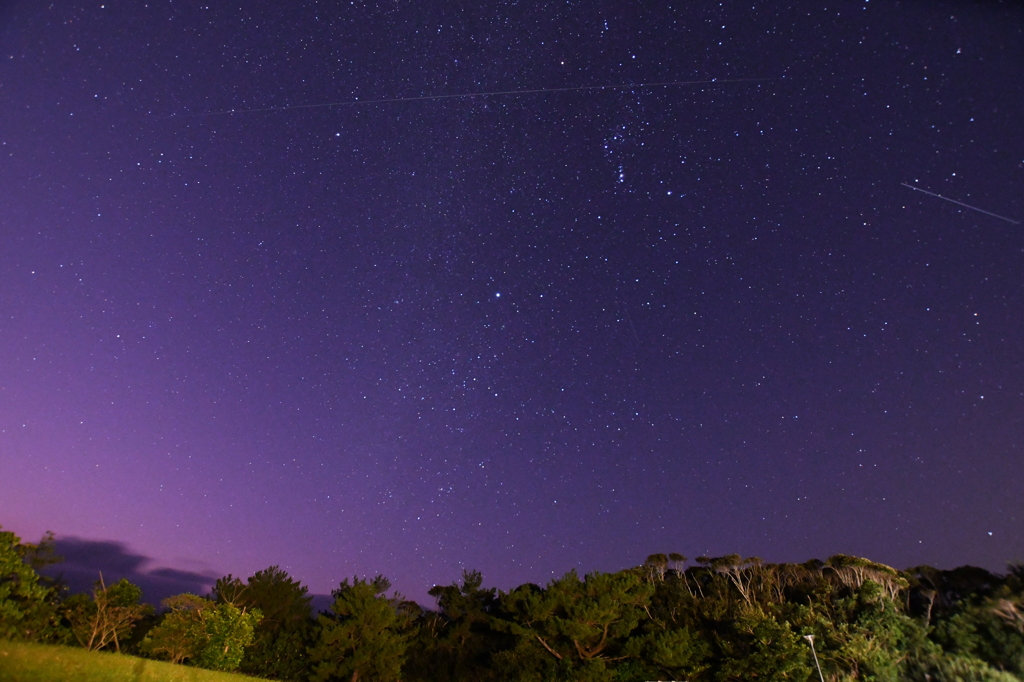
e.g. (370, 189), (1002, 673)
(141, 592), (262, 671)
(494, 569), (654, 681)
(0, 527), (62, 642)
(310, 576), (413, 682)
(63, 573), (151, 652)
(214, 565), (316, 680)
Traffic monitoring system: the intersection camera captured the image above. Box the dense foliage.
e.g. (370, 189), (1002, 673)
(214, 566), (316, 678)
(141, 592), (262, 671)
(0, 529), (54, 642)
(2, 525), (1022, 681)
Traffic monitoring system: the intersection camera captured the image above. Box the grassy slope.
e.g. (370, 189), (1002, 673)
(0, 640), (267, 682)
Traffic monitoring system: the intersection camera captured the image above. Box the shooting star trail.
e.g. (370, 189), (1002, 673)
(157, 77), (773, 119)
(901, 183), (1020, 225)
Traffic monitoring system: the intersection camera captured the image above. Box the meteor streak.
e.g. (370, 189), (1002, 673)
(901, 182), (1020, 225)
(159, 77), (772, 119)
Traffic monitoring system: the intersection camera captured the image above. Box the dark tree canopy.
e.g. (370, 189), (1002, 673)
(4, 530), (1023, 682)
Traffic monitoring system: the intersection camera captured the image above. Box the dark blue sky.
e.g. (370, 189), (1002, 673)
(1, 0), (1022, 605)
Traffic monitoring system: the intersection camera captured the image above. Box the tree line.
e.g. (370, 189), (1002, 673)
(2, 526), (1023, 681)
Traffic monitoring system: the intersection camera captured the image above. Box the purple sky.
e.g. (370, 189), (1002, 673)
(1, 1), (1022, 606)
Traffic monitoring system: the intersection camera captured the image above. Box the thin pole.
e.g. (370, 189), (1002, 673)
(804, 634), (825, 682)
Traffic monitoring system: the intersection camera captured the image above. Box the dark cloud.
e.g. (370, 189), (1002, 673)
(42, 537), (218, 606)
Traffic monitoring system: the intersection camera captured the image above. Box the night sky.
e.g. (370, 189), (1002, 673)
(2, 1), (1023, 606)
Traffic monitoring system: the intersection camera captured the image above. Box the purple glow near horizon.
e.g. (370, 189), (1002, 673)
(1, 1), (1022, 606)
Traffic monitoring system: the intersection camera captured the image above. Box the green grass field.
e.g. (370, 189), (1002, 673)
(0, 640), (267, 682)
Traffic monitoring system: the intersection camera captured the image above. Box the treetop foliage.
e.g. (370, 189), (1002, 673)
(2, 525), (1022, 681)
(0, 527), (55, 642)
